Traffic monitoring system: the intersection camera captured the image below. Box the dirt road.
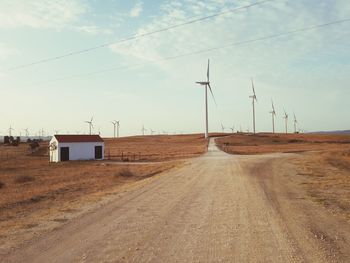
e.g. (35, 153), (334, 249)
(2, 139), (350, 262)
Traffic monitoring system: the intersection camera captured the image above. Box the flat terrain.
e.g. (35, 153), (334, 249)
(1, 137), (350, 262)
(0, 134), (207, 252)
(215, 132), (350, 154)
(104, 134), (207, 161)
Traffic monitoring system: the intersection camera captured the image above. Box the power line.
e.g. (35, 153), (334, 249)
(1, 0), (275, 73)
(30, 18), (350, 86)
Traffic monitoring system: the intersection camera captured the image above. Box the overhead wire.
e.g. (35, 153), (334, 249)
(29, 17), (350, 87)
(0, 0), (275, 72)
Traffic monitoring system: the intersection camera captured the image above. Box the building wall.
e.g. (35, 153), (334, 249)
(49, 138), (104, 162)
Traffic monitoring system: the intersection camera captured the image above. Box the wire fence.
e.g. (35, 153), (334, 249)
(0, 144), (207, 162)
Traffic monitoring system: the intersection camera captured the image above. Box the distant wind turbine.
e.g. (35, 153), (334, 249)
(196, 59), (216, 139)
(283, 109), (289, 134)
(9, 125), (14, 137)
(141, 125), (147, 136)
(151, 129), (156, 135)
(293, 113), (298, 133)
(111, 120), (118, 138)
(249, 79), (258, 134)
(221, 123), (225, 133)
(85, 117), (94, 135)
(270, 99), (276, 133)
(23, 128), (29, 137)
(230, 125), (235, 133)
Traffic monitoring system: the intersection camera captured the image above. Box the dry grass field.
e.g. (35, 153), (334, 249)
(104, 134), (208, 161)
(0, 134), (207, 250)
(215, 132), (350, 154)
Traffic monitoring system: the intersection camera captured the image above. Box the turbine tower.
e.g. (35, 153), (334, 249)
(230, 125), (235, 133)
(283, 109), (289, 134)
(195, 59), (216, 139)
(270, 100), (276, 133)
(249, 79), (258, 134)
(293, 113), (298, 133)
(85, 117), (94, 135)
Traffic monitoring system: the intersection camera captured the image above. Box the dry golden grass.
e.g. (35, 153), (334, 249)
(215, 133), (350, 154)
(104, 134), (207, 161)
(290, 148), (350, 218)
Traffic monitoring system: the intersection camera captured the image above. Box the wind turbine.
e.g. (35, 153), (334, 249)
(249, 79), (258, 134)
(85, 117), (94, 135)
(111, 120), (118, 138)
(221, 123), (225, 133)
(196, 59), (216, 139)
(230, 125), (235, 133)
(23, 128), (29, 137)
(151, 129), (156, 135)
(270, 100), (276, 133)
(293, 113), (298, 133)
(283, 109), (289, 134)
(141, 125), (147, 136)
(9, 125), (14, 137)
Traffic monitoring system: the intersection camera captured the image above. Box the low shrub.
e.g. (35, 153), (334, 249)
(14, 175), (35, 184)
(117, 169), (134, 178)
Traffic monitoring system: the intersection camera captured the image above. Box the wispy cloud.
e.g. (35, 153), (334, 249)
(130, 2), (143, 18)
(109, 0), (350, 70)
(0, 43), (15, 59)
(73, 25), (113, 35)
(0, 0), (86, 29)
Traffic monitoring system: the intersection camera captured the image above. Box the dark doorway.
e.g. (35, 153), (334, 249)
(60, 147), (70, 161)
(95, 146), (103, 159)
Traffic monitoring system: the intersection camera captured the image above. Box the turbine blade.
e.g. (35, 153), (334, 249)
(207, 59), (210, 82)
(208, 83), (217, 106)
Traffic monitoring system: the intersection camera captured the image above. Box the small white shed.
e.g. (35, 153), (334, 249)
(49, 135), (104, 162)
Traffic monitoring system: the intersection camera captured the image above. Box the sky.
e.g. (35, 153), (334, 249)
(0, 0), (349, 137)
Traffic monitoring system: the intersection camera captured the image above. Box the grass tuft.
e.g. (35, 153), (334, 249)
(117, 169), (134, 178)
(14, 175), (35, 184)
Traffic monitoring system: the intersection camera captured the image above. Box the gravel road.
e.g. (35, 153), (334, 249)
(2, 139), (346, 262)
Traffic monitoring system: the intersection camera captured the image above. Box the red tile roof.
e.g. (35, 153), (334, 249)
(54, 135), (104, 143)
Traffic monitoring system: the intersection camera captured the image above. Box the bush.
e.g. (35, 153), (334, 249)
(117, 169), (134, 178)
(14, 175), (35, 184)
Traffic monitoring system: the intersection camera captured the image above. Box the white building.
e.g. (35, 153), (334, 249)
(49, 135), (104, 162)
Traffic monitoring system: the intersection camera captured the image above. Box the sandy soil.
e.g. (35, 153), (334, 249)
(1, 139), (349, 262)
